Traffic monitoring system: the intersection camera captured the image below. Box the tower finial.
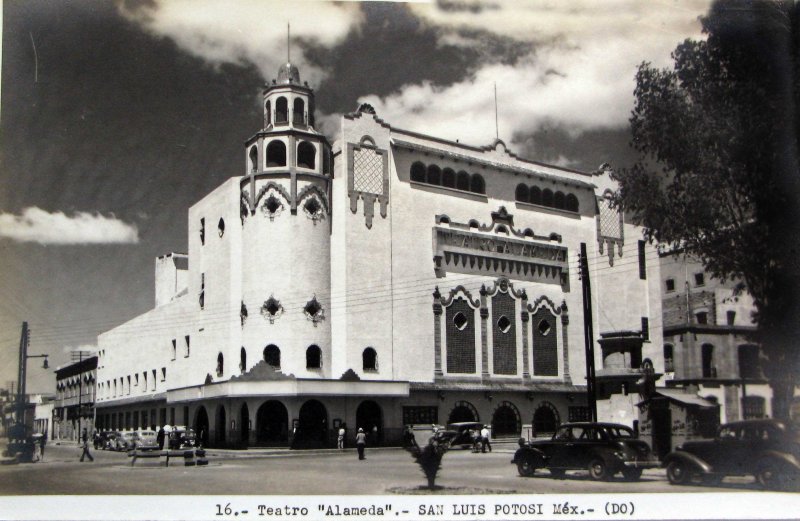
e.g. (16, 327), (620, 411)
(287, 23), (290, 62)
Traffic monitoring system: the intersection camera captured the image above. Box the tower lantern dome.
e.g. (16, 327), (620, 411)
(277, 62), (300, 85)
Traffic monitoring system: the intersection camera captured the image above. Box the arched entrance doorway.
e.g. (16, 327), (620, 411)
(447, 401), (479, 424)
(215, 405), (226, 447)
(194, 406), (210, 447)
(256, 400), (288, 446)
(294, 399), (328, 449)
(240, 403), (250, 446)
(532, 402), (560, 437)
(491, 401), (521, 437)
(356, 400), (383, 445)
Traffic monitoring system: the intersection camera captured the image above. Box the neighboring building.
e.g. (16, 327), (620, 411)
(659, 253), (771, 422)
(54, 356), (97, 440)
(33, 394), (55, 439)
(95, 60), (663, 448)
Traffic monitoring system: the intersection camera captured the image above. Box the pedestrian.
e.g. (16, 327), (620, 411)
(40, 431), (47, 462)
(337, 425), (345, 450)
(403, 425), (417, 448)
(157, 427), (165, 450)
(355, 427), (367, 460)
(80, 428), (94, 462)
(480, 425), (492, 453)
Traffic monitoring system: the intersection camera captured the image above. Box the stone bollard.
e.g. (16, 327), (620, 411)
(195, 448), (208, 466)
(183, 450), (195, 467)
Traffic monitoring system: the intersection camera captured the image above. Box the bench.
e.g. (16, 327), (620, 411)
(129, 450), (171, 467)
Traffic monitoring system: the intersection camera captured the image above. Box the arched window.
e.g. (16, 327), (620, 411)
(456, 171), (470, 191)
(664, 344), (674, 372)
(216, 353), (224, 377)
(240, 347), (247, 373)
(529, 186), (541, 205)
(470, 174), (485, 194)
(426, 164), (441, 185)
(266, 140), (287, 167)
(264, 344), (281, 368)
(542, 188), (554, 207)
(442, 168), (456, 188)
(249, 145), (258, 173)
(363, 347), (377, 371)
(515, 184), (529, 202)
(297, 141), (316, 169)
(293, 98), (305, 125)
(565, 193), (579, 212)
(701, 344), (715, 378)
(410, 162), (426, 182)
(275, 97), (288, 124)
(554, 191), (566, 210)
(306, 345), (322, 369)
(264, 100), (271, 128)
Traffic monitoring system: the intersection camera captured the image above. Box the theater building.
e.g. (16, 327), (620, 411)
(95, 61), (663, 448)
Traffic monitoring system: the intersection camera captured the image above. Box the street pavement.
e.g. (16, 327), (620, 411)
(0, 441), (766, 495)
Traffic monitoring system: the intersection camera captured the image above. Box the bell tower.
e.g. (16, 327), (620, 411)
(239, 39), (332, 379)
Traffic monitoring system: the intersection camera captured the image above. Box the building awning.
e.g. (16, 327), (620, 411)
(96, 392), (167, 409)
(166, 379), (410, 403)
(638, 389), (718, 408)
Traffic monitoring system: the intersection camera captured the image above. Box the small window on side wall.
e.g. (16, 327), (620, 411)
(363, 347), (377, 371)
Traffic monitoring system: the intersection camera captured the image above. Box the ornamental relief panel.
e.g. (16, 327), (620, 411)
(347, 135), (389, 229)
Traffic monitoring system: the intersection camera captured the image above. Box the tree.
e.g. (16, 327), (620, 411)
(407, 438), (448, 489)
(612, 0), (800, 419)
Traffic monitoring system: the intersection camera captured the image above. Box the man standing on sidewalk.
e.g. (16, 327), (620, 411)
(79, 428), (94, 462)
(480, 425), (492, 453)
(355, 428), (366, 460)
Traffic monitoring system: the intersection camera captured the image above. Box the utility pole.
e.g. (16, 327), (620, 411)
(13, 322), (48, 438)
(579, 243), (597, 422)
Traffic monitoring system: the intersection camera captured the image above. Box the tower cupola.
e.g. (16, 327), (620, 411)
(277, 62), (300, 85)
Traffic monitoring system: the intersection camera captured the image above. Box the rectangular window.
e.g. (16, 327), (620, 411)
(185, 335), (190, 357)
(638, 240), (647, 279)
(200, 218), (205, 245)
(134, 374), (139, 387)
(152, 370), (157, 390)
(568, 406), (591, 422)
(127, 376), (131, 395)
(727, 310), (736, 326)
(694, 272), (705, 286)
(161, 367), (166, 382)
(402, 406), (439, 426)
(696, 312), (708, 325)
(171, 339), (176, 360)
(199, 273), (205, 310)
(641, 317), (650, 341)
(665, 278), (675, 292)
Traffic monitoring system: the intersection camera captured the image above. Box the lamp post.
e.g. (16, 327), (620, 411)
(14, 322), (49, 435)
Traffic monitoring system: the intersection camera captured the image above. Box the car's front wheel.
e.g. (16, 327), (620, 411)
(517, 457), (537, 477)
(666, 460), (691, 485)
(588, 458), (609, 481)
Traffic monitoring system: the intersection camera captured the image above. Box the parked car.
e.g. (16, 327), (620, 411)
(102, 431), (121, 450)
(663, 419), (800, 491)
(117, 431), (136, 451)
(130, 430), (159, 451)
(168, 427), (197, 450)
(512, 422), (659, 481)
(434, 422), (484, 449)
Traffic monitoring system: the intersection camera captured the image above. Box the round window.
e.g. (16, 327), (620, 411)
(498, 315), (511, 333)
(453, 312), (468, 331)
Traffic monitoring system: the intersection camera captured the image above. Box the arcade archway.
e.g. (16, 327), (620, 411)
(491, 401), (521, 437)
(295, 399), (328, 449)
(256, 400), (288, 446)
(447, 401), (479, 424)
(356, 400), (383, 445)
(194, 406), (209, 447)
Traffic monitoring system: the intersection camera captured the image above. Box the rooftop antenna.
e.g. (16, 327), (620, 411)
(494, 82), (499, 140)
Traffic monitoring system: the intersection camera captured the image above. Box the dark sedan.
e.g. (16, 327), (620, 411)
(512, 422), (659, 481)
(663, 419), (800, 491)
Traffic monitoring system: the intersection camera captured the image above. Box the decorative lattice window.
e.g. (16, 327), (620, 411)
(261, 295), (283, 324)
(353, 148), (384, 195)
(304, 295), (324, 326)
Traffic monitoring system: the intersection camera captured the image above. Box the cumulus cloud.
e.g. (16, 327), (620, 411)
(364, 0), (712, 146)
(118, 0), (364, 84)
(0, 207), (140, 245)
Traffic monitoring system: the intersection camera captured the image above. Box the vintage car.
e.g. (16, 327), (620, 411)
(168, 427), (197, 450)
(434, 422), (484, 449)
(663, 419), (800, 491)
(116, 431), (136, 451)
(512, 422), (660, 481)
(130, 430), (160, 451)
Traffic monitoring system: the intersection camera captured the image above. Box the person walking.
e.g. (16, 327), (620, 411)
(157, 427), (165, 450)
(480, 425), (492, 453)
(355, 427), (367, 460)
(79, 428), (94, 462)
(39, 431), (47, 462)
(337, 426), (345, 450)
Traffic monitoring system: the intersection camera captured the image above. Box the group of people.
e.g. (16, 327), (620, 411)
(471, 425), (492, 453)
(336, 424), (379, 460)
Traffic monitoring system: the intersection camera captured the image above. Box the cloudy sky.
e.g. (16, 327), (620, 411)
(0, 0), (712, 393)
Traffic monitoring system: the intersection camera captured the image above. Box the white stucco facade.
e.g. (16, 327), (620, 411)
(95, 62), (663, 448)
